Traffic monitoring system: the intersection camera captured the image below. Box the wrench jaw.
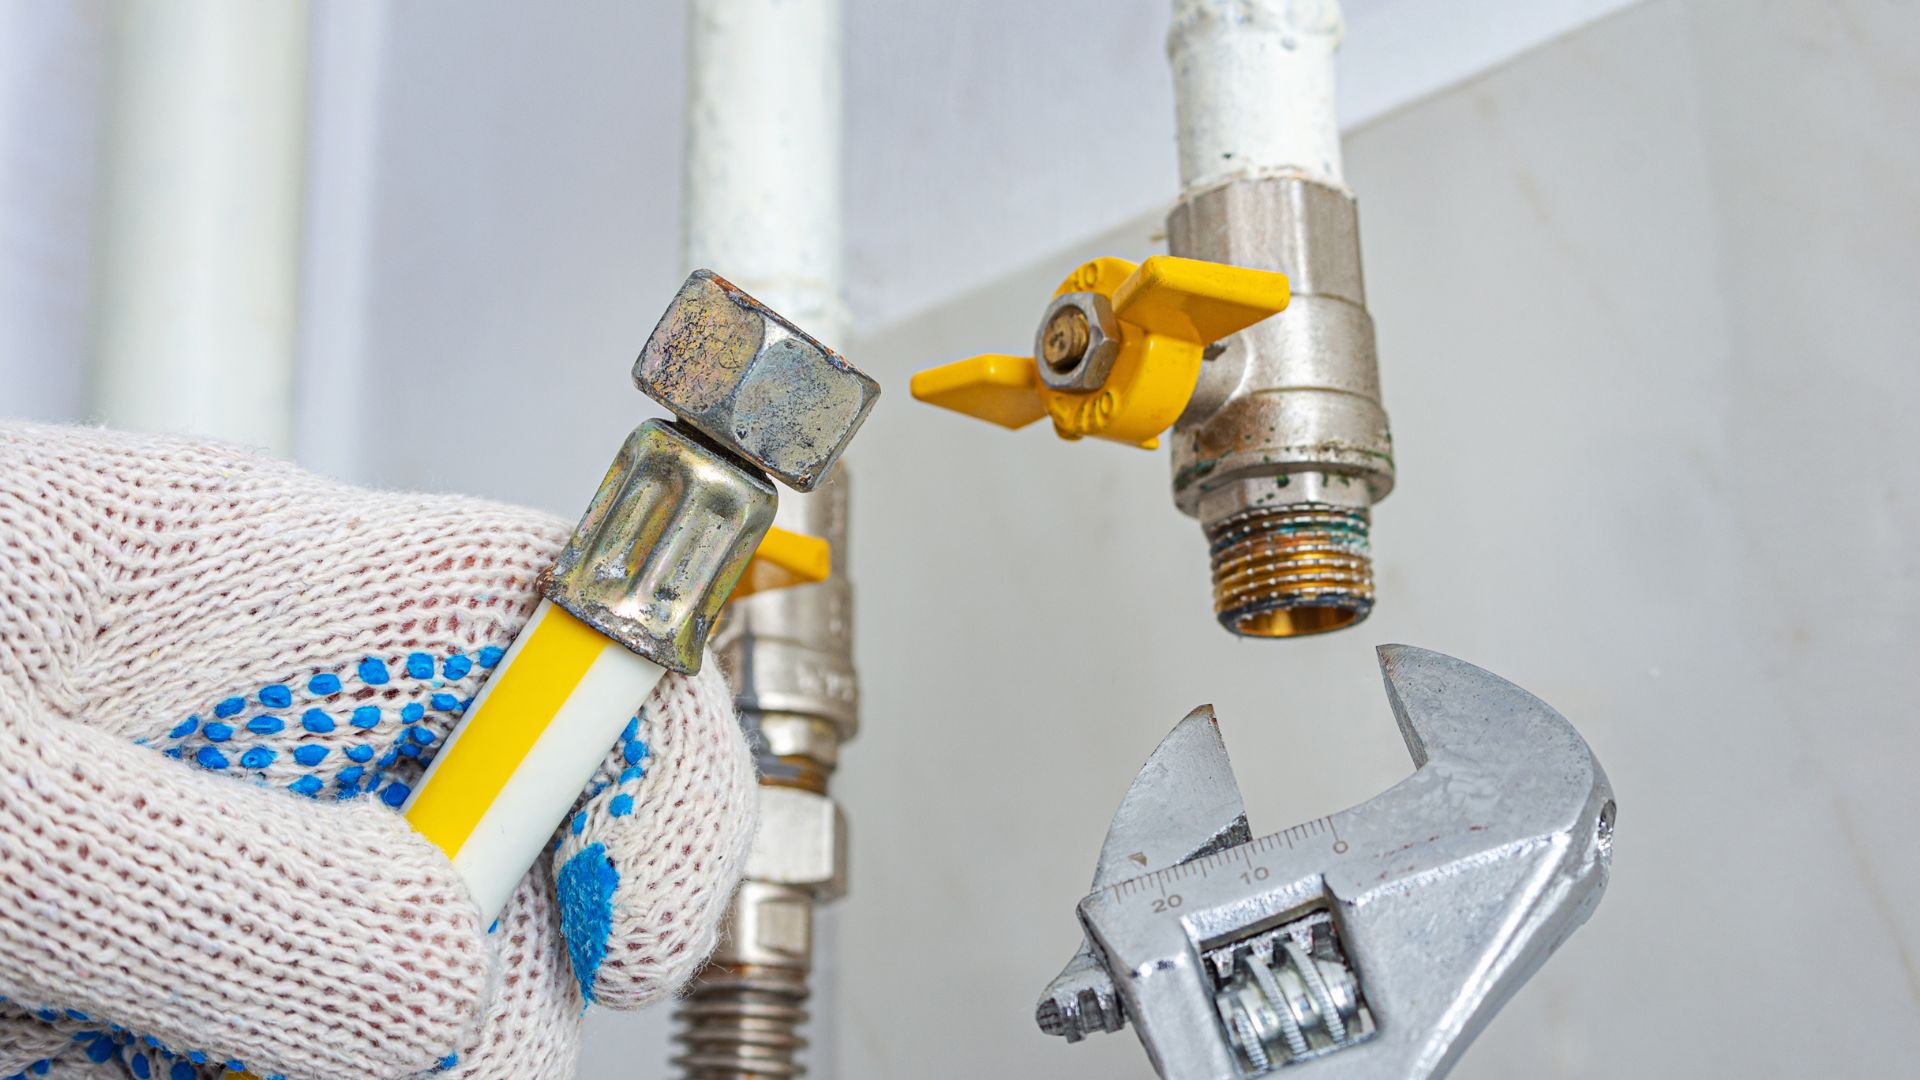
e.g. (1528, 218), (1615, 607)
(1345, 647), (1618, 1076)
(1038, 706), (1254, 1043)
(1365, 643), (1618, 1023)
(1082, 706), (1252, 890)
(1046, 647), (1615, 1079)
(1322, 809), (1614, 1079)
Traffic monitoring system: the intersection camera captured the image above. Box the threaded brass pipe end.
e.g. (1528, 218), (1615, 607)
(1208, 503), (1374, 637)
(674, 963), (811, 1079)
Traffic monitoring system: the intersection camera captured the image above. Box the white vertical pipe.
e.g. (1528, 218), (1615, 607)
(682, 1), (846, 1073)
(1168, 0), (1347, 195)
(683, 0), (846, 344)
(293, 2), (387, 479)
(0, 2), (107, 423)
(91, 0), (310, 453)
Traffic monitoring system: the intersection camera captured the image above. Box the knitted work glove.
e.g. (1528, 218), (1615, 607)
(0, 422), (759, 1080)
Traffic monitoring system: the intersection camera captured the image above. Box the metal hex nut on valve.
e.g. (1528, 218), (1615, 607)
(635, 270), (880, 492)
(744, 785), (847, 901)
(1034, 291), (1122, 392)
(543, 419), (776, 674)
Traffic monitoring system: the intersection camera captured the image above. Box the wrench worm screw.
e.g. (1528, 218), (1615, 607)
(1208, 914), (1369, 1071)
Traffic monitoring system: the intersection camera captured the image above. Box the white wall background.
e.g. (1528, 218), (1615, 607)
(3, 0), (1918, 1077)
(0, 0), (1639, 446)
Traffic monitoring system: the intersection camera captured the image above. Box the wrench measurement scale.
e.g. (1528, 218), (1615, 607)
(1040, 646), (1615, 1079)
(1109, 817), (1349, 908)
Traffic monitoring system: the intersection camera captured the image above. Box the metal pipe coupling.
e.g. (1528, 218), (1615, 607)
(677, 469), (855, 1079)
(1168, 176), (1394, 637)
(543, 420), (776, 673)
(715, 467), (857, 791)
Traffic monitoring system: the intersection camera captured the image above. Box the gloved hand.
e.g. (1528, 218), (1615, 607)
(0, 422), (759, 1080)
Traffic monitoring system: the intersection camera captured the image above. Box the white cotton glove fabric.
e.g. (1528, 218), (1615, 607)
(0, 422), (759, 1080)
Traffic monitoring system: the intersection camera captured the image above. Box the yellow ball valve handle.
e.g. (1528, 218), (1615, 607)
(729, 524), (832, 601)
(909, 255), (1290, 450)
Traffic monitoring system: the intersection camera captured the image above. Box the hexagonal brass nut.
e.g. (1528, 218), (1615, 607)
(634, 270), (880, 492)
(743, 786), (847, 901)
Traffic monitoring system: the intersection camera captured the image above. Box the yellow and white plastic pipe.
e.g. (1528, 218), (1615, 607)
(230, 601), (661, 1079)
(402, 525), (827, 922)
(403, 598), (665, 921)
(219, 523), (822, 1080)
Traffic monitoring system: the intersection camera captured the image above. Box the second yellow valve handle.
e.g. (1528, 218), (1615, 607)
(733, 524), (831, 600)
(910, 255), (1290, 450)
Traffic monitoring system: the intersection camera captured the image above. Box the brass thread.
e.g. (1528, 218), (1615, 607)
(1208, 503), (1373, 638)
(674, 963), (811, 1079)
(760, 756), (831, 794)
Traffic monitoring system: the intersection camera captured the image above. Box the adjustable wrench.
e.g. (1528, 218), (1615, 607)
(1037, 646), (1615, 1078)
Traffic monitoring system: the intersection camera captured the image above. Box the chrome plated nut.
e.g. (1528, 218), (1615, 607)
(750, 714), (841, 769)
(634, 270), (880, 492)
(744, 785), (847, 901)
(542, 419), (776, 674)
(711, 880), (817, 968)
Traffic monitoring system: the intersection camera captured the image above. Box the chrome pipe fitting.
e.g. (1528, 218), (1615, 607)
(1168, 176), (1394, 637)
(676, 468), (857, 1079)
